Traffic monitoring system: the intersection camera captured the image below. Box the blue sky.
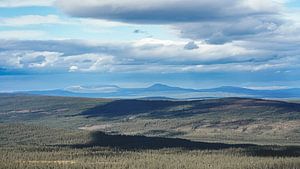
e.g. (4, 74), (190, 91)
(0, 0), (300, 91)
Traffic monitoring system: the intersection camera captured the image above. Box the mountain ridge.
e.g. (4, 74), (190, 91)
(11, 84), (300, 99)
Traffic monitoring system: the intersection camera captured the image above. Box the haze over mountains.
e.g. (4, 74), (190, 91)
(13, 84), (300, 99)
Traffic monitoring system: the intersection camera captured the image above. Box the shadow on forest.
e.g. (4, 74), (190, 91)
(79, 98), (300, 118)
(79, 99), (190, 117)
(63, 131), (300, 157)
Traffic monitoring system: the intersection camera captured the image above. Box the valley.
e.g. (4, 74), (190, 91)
(1, 94), (299, 144)
(1, 94), (300, 169)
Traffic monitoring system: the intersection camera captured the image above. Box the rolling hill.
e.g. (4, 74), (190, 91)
(0, 94), (299, 144)
(13, 84), (300, 99)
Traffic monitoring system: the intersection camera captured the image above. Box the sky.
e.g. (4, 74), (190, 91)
(0, 0), (300, 91)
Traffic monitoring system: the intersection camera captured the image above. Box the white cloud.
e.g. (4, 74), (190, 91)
(0, 50), (116, 72)
(0, 14), (128, 28)
(62, 53), (115, 72)
(65, 85), (120, 93)
(0, 51), (62, 68)
(0, 30), (47, 40)
(77, 18), (128, 28)
(0, 15), (63, 27)
(1, 38), (296, 74)
(0, 14), (133, 41)
(0, 0), (54, 7)
(69, 65), (78, 72)
(176, 63), (286, 73)
(129, 38), (260, 63)
(246, 86), (289, 90)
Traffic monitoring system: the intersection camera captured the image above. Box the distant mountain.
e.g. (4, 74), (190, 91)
(200, 86), (300, 98)
(138, 96), (179, 101)
(26, 89), (78, 96)
(202, 86), (255, 93)
(145, 83), (197, 92)
(14, 84), (300, 99)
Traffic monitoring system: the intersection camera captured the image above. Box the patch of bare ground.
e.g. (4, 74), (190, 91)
(242, 120), (300, 134)
(79, 124), (113, 131)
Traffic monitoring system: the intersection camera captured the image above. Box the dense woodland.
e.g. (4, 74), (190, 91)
(0, 95), (299, 168)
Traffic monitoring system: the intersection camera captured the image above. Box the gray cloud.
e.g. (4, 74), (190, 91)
(56, 0), (279, 24)
(184, 41), (199, 50)
(133, 29), (146, 34)
(56, 0), (285, 44)
(177, 16), (283, 44)
(133, 29), (153, 38)
(19, 55), (46, 65)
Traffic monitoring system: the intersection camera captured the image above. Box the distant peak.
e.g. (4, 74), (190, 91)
(217, 86), (244, 89)
(151, 83), (170, 87)
(211, 86), (254, 92)
(148, 83), (173, 89)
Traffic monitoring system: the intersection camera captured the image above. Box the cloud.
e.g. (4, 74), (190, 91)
(69, 65), (78, 72)
(184, 41), (199, 50)
(246, 86), (289, 90)
(19, 55), (46, 68)
(56, 0), (287, 44)
(177, 16), (283, 44)
(65, 85), (120, 93)
(129, 38), (264, 64)
(56, 0), (280, 24)
(0, 15), (63, 27)
(63, 53), (115, 72)
(1, 38), (299, 74)
(0, 30), (47, 40)
(0, 51), (62, 69)
(0, 0), (54, 7)
(133, 29), (146, 34)
(0, 49), (115, 72)
(0, 14), (131, 40)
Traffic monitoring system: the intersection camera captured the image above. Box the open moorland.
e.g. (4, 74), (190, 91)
(0, 94), (299, 169)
